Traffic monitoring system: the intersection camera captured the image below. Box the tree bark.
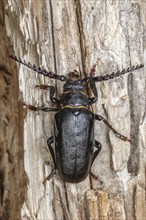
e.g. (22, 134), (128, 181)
(1, 0), (146, 219)
(0, 1), (27, 220)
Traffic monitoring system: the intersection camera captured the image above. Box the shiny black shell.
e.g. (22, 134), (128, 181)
(54, 108), (94, 183)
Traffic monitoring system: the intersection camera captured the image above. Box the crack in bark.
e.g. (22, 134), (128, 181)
(63, 182), (70, 212)
(133, 185), (137, 220)
(49, 0), (57, 75)
(74, 0), (86, 77)
(58, 186), (70, 220)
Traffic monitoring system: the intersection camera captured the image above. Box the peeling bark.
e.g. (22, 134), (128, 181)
(1, 0), (146, 220)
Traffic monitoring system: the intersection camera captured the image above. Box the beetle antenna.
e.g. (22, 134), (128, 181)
(91, 64), (144, 82)
(9, 55), (68, 82)
(82, 64), (144, 83)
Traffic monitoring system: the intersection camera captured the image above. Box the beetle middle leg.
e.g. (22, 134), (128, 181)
(24, 103), (59, 112)
(95, 114), (131, 142)
(43, 136), (56, 185)
(92, 140), (102, 165)
(47, 136), (56, 166)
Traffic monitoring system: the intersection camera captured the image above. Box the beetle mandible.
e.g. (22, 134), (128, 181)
(10, 55), (143, 183)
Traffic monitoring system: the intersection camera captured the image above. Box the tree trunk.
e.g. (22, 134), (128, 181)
(1, 0), (146, 219)
(0, 1), (27, 220)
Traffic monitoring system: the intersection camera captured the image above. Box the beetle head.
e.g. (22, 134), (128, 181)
(68, 70), (80, 80)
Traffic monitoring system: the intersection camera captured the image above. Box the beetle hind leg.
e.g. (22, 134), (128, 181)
(90, 140), (103, 184)
(43, 169), (56, 185)
(43, 136), (56, 185)
(89, 171), (103, 184)
(95, 114), (131, 142)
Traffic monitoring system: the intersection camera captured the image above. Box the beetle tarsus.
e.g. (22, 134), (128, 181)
(90, 171), (103, 184)
(43, 169), (56, 185)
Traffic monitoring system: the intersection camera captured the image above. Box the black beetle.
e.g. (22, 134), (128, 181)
(10, 55), (143, 183)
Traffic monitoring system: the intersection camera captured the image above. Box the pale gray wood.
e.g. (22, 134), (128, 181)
(3, 0), (146, 219)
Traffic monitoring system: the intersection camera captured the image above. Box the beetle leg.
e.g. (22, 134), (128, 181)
(36, 85), (60, 105)
(89, 171), (103, 184)
(89, 140), (103, 184)
(48, 86), (60, 104)
(88, 80), (98, 104)
(47, 136), (56, 166)
(43, 169), (56, 185)
(43, 136), (56, 185)
(92, 140), (102, 165)
(95, 114), (131, 142)
(24, 103), (59, 112)
(88, 64), (98, 104)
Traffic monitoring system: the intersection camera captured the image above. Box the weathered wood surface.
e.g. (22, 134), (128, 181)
(1, 0), (146, 219)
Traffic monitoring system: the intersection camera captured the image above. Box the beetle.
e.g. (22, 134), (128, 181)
(10, 55), (143, 183)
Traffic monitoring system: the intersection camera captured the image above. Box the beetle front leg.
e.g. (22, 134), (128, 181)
(88, 64), (98, 104)
(95, 114), (131, 142)
(36, 85), (60, 105)
(43, 136), (56, 185)
(88, 80), (98, 104)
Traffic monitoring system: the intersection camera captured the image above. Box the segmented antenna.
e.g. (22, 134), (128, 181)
(10, 55), (144, 83)
(9, 55), (68, 81)
(92, 64), (144, 82)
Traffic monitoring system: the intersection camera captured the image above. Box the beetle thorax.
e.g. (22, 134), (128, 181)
(63, 80), (86, 94)
(61, 80), (88, 107)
